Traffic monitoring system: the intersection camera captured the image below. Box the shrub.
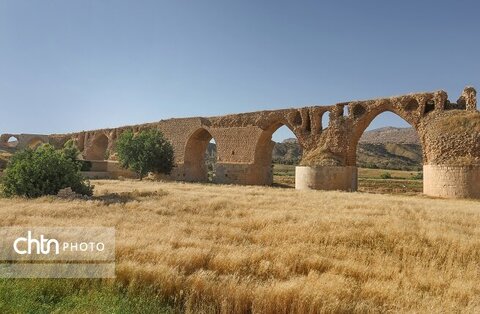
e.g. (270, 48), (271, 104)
(116, 129), (174, 180)
(411, 172), (423, 180)
(1, 144), (93, 198)
(62, 139), (81, 164)
(0, 154), (10, 170)
(61, 140), (92, 171)
(380, 172), (392, 179)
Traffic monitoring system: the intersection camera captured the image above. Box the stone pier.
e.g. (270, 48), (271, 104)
(423, 165), (480, 198)
(295, 166), (357, 191)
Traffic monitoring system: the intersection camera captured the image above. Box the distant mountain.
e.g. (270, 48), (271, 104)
(359, 127), (419, 144)
(356, 127), (422, 170)
(281, 138), (298, 144)
(272, 141), (302, 165)
(356, 143), (422, 170)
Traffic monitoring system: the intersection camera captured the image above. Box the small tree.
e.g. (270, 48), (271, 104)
(62, 139), (92, 171)
(380, 172), (392, 179)
(62, 139), (81, 165)
(116, 129), (174, 180)
(1, 144), (93, 198)
(411, 172), (423, 180)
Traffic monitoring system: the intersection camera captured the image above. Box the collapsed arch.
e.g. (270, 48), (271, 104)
(86, 133), (109, 160)
(183, 128), (217, 182)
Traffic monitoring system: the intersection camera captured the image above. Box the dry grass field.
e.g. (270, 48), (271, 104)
(1, 179), (480, 312)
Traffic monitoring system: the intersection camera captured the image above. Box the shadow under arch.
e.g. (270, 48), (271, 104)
(183, 128), (217, 182)
(253, 121), (302, 186)
(86, 133), (109, 160)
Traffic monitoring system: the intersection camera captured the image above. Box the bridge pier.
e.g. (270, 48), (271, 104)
(423, 165), (480, 199)
(295, 166), (358, 191)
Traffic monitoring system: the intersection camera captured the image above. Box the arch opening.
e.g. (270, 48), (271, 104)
(354, 111), (424, 194)
(183, 128), (217, 182)
(206, 138), (217, 182)
(321, 111), (330, 130)
(255, 123), (301, 187)
(86, 134), (109, 160)
(7, 136), (18, 148)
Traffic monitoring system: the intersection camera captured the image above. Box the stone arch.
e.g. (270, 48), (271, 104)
(6, 135), (19, 148)
(86, 133), (109, 160)
(346, 101), (424, 167)
(27, 137), (45, 149)
(253, 121), (302, 185)
(183, 128), (217, 182)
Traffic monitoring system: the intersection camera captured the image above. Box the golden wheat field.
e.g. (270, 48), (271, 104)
(1, 179), (479, 313)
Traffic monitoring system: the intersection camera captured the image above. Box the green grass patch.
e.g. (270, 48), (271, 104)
(0, 278), (172, 313)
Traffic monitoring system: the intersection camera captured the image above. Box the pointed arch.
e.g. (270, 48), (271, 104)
(350, 109), (425, 189)
(183, 128), (217, 182)
(347, 102), (425, 167)
(252, 121), (302, 185)
(6, 136), (19, 148)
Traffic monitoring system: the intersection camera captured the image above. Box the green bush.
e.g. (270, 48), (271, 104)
(0, 156), (9, 170)
(61, 139), (81, 164)
(411, 172), (423, 180)
(116, 129), (174, 180)
(1, 144), (93, 198)
(380, 172), (392, 179)
(61, 140), (92, 171)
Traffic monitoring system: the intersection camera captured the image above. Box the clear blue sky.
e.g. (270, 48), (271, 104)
(1, 0), (479, 141)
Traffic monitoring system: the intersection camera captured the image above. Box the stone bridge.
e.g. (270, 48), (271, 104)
(0, 134), (50, 152)
(2, 87), (479, 199)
